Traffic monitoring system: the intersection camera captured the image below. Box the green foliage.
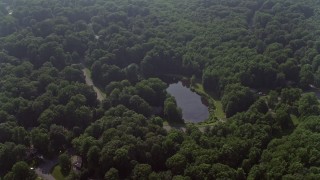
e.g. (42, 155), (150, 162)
(222, 84), (255, 117)
(59, 153), (71, 176)
(208, 163), (237, 179)
(132, 164), (152, 180)
(0, 142), (27, 174)
(280, 88), (302, 105)
(1, 0), (320, 178)
(250, 116), (320, 178)
(298, 93), (320, 116)
(104, 168), (119, 180)
(8, 161), (36, 180)
(164, 97), (183, 123)
(166, 153), (187, 175)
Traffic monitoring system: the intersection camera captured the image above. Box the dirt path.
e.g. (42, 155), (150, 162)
(163, 124), (186, 132)
(82, 68), (106, 102)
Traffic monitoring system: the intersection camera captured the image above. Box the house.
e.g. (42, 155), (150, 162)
(71, 155), (82, 172)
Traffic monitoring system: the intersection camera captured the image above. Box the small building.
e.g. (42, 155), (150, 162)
(71, 155), (82, 172)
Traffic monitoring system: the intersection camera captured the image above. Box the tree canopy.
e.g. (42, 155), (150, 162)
(1, 0), (320, 179)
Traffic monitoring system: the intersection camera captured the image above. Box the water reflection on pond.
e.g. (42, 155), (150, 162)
(166, 81), (209, 123)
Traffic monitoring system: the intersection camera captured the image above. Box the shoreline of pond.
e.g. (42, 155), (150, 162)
(166, 81), (210, 123)
(161, 74), (225, 125)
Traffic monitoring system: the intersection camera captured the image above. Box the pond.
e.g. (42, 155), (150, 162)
(166, 81), (209, 123)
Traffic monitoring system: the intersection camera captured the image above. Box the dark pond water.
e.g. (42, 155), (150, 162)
(166, 81), (209, 123)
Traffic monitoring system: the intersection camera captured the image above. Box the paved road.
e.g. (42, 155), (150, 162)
(82, 68), (106, 101)
(35, 158), (58, 180)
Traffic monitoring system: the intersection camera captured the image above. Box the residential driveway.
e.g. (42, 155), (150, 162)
(35, 157), (58, 180)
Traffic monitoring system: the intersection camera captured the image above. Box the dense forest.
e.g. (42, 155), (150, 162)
(1, 0), (320, 179)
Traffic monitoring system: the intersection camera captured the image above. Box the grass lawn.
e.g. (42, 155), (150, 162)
(291, 114), (299, 126)
(192, 81), (226, 120)
(213, 100), (225, 120)
(83, 67), (92, 76)
(52, 165), (66, 180)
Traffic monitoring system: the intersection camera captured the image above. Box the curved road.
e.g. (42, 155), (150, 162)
(35, 67), (105, 180)
(82, 68), (106, 102)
